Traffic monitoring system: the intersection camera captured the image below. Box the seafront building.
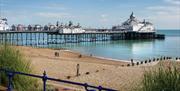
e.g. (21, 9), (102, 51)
(112, 12), (155, 32)
(6, 21), (85, 33)
(0, 18), (9, 31)
(0, 13), (155, 33)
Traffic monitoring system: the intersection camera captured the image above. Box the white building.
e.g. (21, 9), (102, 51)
(17, 24), (25, 31)
(58, 22), (85, 33)
(0, 18), (9, 31)
(112, 12), (155, 32)
(34, 24), (42, 31)
(59, 28), (85, 33)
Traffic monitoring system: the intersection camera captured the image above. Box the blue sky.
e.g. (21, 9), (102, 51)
(0, 0), (180, 29)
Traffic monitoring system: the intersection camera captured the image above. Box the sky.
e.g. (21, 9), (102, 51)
(0, 0), (180, 29)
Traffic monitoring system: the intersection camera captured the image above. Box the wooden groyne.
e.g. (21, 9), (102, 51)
(0, 31), (165, 46)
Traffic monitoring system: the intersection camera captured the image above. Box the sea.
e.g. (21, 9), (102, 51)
(2, 30), (180, 61)
(51, 30), (180, 61)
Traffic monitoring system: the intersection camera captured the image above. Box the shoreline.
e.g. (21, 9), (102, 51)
(64, 49), (130, 62)
(90, 55), (130, 63)
(56, 49), (130, 66)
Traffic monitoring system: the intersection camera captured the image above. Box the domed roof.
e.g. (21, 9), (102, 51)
(122, 12), (140, 26)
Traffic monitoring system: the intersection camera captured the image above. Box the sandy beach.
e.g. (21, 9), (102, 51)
(14, 46), (172, 91)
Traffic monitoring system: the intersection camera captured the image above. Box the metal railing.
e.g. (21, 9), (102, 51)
(0, 68), (117, 91)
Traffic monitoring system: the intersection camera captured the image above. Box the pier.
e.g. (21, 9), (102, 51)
(0, 30), (165, 47)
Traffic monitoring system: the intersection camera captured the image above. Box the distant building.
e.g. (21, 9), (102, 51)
(49, 25), (56, 31)
(11, 25), (16, 31)
(17, 24), (24, 31)
(43, 25), (49, 31)
(0, 18), (9, 31)
(58, 21), (85, 33)
(28, 25), (33, 31)
(34, 24), (42, 31)
(112, 12), (155, 32)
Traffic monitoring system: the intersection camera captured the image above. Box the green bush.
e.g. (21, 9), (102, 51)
(138, 62), (180, 91)
(0, 45), (39, 91)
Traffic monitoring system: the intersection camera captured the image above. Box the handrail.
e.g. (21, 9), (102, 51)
(0, 68), (117, 91)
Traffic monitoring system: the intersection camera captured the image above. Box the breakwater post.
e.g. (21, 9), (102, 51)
(76, 64), (80, 76)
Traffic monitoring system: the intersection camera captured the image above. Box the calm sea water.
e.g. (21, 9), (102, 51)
(53, 30), (180, 61)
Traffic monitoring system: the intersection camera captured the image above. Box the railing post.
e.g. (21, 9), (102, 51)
(0, 72), (1, 86)
(7, 72), (14, 91)
(98, 86), (102, 91)
(42, 71), (47, 91)
(84, 83), (88, 91)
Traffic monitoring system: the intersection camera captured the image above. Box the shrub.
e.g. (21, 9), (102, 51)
(0, 45), (39, 91)
(137, 62), (180, 91)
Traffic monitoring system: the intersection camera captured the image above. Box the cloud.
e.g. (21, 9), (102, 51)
(43, 3), (67, 10)
(101, 14), (108, 18)
(147, 6), (179, 14)
(164, 0), (180, 5)
(147, 0), (180, 14)
(100, 14), (108, 22)
(36, 12), (72, 18)
(149, 12), (180, 29)
(146, 0), (180, 29)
